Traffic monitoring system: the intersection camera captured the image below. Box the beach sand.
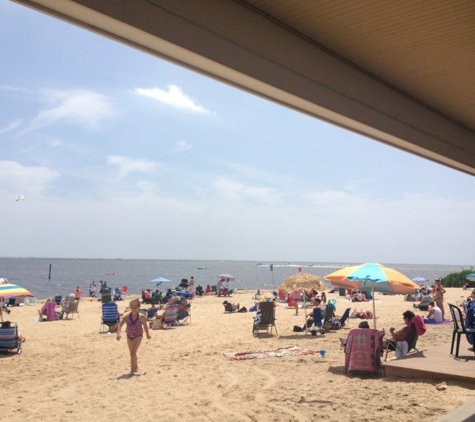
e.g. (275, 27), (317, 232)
(1, 288), (474, 421)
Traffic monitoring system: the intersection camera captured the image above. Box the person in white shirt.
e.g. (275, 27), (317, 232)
(425, 301), (443, 323)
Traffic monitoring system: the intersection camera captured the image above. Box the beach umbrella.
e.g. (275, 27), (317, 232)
(466, 273), (475, 282)
(0, 283), (34, 298)
(324, 263), (418, 328)
(412, 277), (428, 284)
(149, 277), (173, 287)
(278, 273), (325, 295)
(217, 274), (235, 280)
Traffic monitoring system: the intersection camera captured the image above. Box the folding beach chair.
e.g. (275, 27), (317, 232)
(63, 301), (79, 319)
(121, 286), (128, 299)
(163, 304), (178, 329)
(99, 302), (120, 333)
(0, 322), (22, 354)
(177, 306), (191, 326)
(416, 296), (431, 311)
(252, 302), (277, 336)
(384, 317), (421, 361)
(338, 307), (352, 328)
(305, 307), (325, 336)
(344, 328), (382, 375)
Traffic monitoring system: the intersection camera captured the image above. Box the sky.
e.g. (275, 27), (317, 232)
(1, 1), (475, 264)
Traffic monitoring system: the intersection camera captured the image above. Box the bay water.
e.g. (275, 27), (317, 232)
(0, 258), (470, 299)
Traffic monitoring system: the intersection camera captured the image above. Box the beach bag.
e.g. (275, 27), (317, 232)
(150, 320), (162, 330)
(293, 325), (303, 332)
(395, 340), (408, 358)
(330, 321), (341, 330)
(238, 307), (248, 313)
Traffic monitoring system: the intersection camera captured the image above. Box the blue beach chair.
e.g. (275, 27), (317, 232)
(0, 322), (22, 354)
(99, 302), (120, 333)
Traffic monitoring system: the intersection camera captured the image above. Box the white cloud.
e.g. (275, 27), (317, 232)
(171, 140), (193, 152)
(0, 119), (22, 136)
(135, 85), (211, 113)
(0, 160), (59, 194)
(212, 177), (277, 204)
(28, 89), (116, 131)
(106, 156), (157, 179)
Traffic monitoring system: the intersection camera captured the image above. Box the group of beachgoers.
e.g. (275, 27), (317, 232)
(35, 290), (81, 322)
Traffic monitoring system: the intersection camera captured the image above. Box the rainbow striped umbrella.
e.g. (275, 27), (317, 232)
(324, 263), (418, 328)
(0, 283), (34, 298)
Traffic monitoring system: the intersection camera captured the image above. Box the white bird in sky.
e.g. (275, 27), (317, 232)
(15, 195), (25, 201)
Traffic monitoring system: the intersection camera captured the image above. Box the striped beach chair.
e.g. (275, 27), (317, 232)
(0, 322), (22, 354)
(99, 302), (120, 333)
(163, 304), (178, 329)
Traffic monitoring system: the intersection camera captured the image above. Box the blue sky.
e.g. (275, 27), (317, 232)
(1, 0), (475, 264)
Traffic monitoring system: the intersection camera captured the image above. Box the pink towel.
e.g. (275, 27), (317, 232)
(344, 329), (380, 373)
(45, 302), (57, 321)
(411, 315), (426, 336)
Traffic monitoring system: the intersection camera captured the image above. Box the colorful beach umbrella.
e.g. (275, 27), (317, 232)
(0, 283), (34, 298)
(324, 263), (418, 328)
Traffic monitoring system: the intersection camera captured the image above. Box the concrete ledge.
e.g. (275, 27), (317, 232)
(433, 399), (475, 422)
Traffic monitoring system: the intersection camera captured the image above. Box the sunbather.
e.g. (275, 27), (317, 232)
(424, 301), (443, 323)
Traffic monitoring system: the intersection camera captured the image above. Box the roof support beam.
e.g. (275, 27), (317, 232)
(13, 0), (475, 176)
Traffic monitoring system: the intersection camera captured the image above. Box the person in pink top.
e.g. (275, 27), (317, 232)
(292, 289), (302, 316)
(117, 299), (151, 375)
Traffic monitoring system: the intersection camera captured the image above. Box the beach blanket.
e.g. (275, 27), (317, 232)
(224, 345), (317, 361)
(424, 319), (452, 325)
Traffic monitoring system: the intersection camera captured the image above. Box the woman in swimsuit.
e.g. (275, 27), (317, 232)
(433, 278), (446, 320)
(117, 299), (151, 374)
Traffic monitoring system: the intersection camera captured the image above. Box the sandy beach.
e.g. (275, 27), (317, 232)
(1, 288), (474, 422)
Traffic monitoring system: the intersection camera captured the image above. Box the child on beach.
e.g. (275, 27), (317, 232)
(117, 299), (151, 374)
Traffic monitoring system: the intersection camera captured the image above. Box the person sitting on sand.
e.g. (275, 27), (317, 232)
(254, 290), (261, 301)
(424, 301), (443, 323)
(37, 298), (54, 321)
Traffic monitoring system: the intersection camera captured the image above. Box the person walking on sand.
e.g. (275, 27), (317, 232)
(117, 299), (151, 374)
(292, 289), (302, 316)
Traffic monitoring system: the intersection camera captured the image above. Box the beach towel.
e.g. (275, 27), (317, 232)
(412, 315), (426, 336)
(424, 319), (452, 325)
(224, 345), (317, 361)
(344, 328), (380, 374)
